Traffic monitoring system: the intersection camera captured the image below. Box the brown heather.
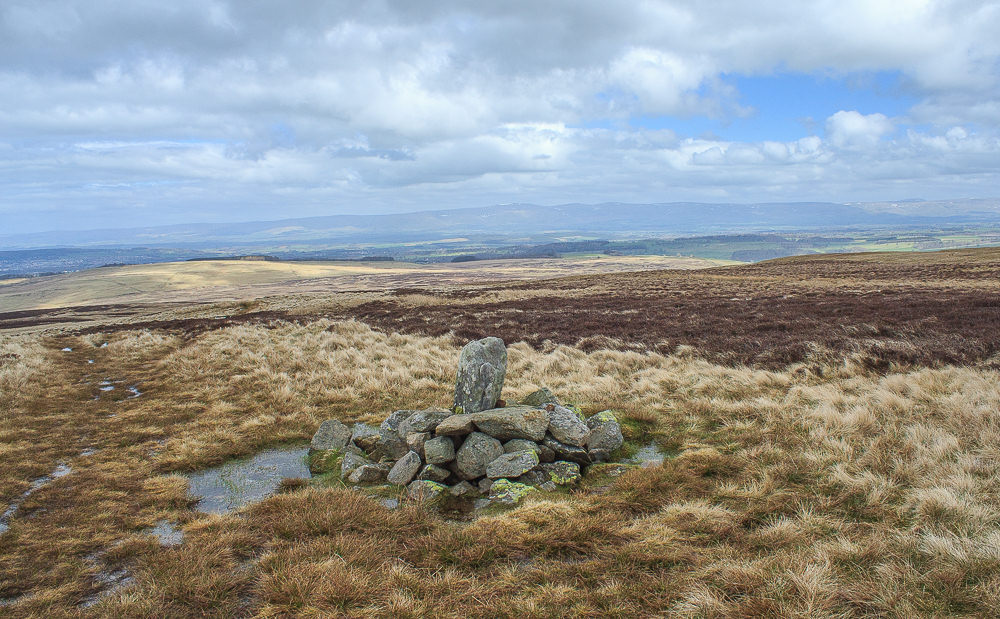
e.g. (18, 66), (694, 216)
(0, 248), (998, 616)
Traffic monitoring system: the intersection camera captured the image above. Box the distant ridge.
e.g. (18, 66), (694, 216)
(1, 199), (998, 250)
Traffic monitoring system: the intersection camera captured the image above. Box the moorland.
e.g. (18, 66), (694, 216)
(1, 247), (999, 616)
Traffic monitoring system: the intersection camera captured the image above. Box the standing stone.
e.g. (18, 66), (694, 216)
(521, 387), (560, 407)
(455, 432), (504, 480)
(424, 436), (456, 465)
(351, 423), (381, 452)
(311, 419), (352, 452)
(547, 405), (591, 447)
(585, 410), (624, 458)
(486, 450), (540, 479)
(387, 451), (423, 485)
(453, 337), (507, 414)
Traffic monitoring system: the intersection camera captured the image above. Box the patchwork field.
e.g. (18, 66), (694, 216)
(1, 248), (999, 616)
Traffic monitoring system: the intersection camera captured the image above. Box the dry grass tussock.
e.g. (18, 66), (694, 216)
(1, 320), (1000, 616)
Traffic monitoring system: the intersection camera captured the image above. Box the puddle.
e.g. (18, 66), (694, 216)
(79, 550), (134, 608)
(99, 385), (115, 392)
(0, 462), (71, 534)
(100, 342), (108, 348)
(624, 442), (667, 467)
(61, 347), (72, 352)
(87, 359), (95, 364)
(80, 448), (100, 457)
(146, 519), (184, 546)
(186, 446), (311, 514)
(125, 386), (142, 399)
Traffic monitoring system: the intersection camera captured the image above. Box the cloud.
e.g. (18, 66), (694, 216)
(0, 0), (999, 232)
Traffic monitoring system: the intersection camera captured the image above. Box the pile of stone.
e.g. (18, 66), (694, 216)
(309, 337), (624, 506)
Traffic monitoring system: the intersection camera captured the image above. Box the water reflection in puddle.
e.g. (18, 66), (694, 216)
(147, 519), (184, 546)
(624, 442), (667, 467)
(0, 463), (71, 535)
(186, 446), (311, 514)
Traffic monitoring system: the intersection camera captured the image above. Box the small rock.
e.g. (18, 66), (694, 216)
(471, 406), (549, 441)
(486, 450), (540, 479)
(406, 432), (431, 457)
(503, 439), (541, 456)
(311, 419), (352, 452)
(434, 413), (476, 436)
(407, 480), (448, 502)
(449, 481), (478, 497)
(455, 432), (504, 480)
(340, 448), (374, 479)
(538, 443), (556, 463)
(454, 337), (508, 415)
(585, 410), (624, 454)
(424, 436), (456, 465)
(348, 463), (389, 484)
(538, 481), (557, 492)
(488, 479), (535, 505)
(372, 433), (409, 461)
(418, 464), (451, 483)
(398, 409), (453, 438)
(351, 423), (381, 452)
(387, 451), (422, 485)
(520, 387), (560, 407)
(381, 409), (418, 437)
(538, 461), (582, 485)
(516, 469), (550, 487)
(547, 404), (591, 447)
(542, 436), (592, 467)
(478, 477), (495, 493)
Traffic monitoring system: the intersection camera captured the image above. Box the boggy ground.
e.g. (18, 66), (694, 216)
(0, 248), (999, 616)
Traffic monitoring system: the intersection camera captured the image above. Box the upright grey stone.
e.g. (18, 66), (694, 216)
(453, 337), (507, 414)
(311, 419), (352, 452)
(455, 432), (503, 480)
(387, 451), (423, 485)
(547, 405), (590, 447)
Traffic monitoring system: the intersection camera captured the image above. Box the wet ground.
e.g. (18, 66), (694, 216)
(0, 463), (71, 535)
(185, 446), (311, 514)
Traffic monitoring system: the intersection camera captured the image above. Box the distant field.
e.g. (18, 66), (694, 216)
(0, 255), (734, 313)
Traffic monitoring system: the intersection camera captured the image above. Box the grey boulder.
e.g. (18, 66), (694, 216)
(503, 439), (541, 456)
(381, 409), (418, 437)
(455, 432), (503, 480)
(424, 436), (456, 465)
(585, 410), (624, 455)
(453, 337), (507, 414)
(340, 447), (374, 479)
(417, 464), (451, 483)
(398, 409), (452, 437)
(347, 463), (389, 484)
(311, 419), (352, 452)
(486, 450), (540, 479)
(407, 480), (447, 502)
(434, 413), (476, 436)
(471, 406), (549, 441)
(351, 423), (381, 452)
(547, 404), (590, 447)
(387, 451), (423, 485)
(539, 461), (582, 485)
(406, 431), (431, 458)
(542, 436), (592, 467)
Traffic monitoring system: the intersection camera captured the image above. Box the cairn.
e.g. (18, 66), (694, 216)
(308, 337), (624, 505)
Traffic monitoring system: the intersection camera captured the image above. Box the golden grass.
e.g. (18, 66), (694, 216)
(1, 320), (1000, 616)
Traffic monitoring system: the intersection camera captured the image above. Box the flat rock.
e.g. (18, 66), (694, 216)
(454, 337), (507, 414)
(311, 419), (352, 452)
(455, 432), (504, 480)
(547, 405), (590, 447)
(398, 409), (452, 437)
(539, 461), (582, 485)
(387, 451), (422, 485)
(424, 436), (456, 465)
(407, 480), (447, 502)
(520, 387), (560, 407)
(351, 423), (381, 452)
(471, 406), (548, 441)
(543, 436), (592, 467)
(434, 413), (476, 436)
(486, 450), (540, 479)
(488, 479), (534, 505)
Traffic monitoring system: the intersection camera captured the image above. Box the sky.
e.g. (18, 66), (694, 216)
(2, 1), (1000, 234)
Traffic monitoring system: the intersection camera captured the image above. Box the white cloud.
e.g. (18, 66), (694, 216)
(825, 111), (895, 149)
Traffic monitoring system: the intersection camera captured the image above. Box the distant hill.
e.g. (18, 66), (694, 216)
(2, 199), (998, 250)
